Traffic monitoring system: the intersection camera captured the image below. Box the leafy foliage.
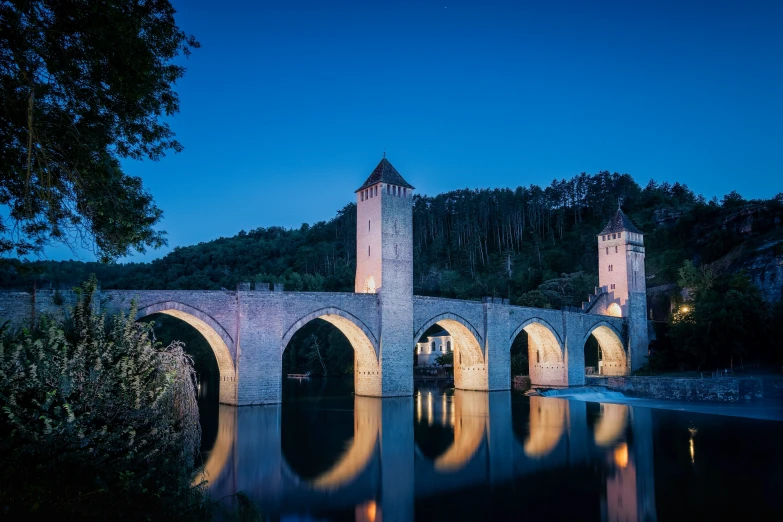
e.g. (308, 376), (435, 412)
(0, 277), (206, 519)
(667, 262), (772, 371)
(0, 0), (198, 260)
(0, 174), (781, 374)
(3, 175), (781, 309)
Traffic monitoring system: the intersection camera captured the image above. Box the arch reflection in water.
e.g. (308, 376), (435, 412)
(311, 397), (380, 490)
(593, 403), (629, 447)
(434, 391), (487, 472)
(524, 396), (567, 458)
(203, 392), (657, 521)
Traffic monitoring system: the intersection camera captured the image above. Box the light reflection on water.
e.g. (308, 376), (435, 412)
(199, 380), (783, 521)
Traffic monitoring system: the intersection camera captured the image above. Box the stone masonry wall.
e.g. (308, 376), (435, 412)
(586, 375), (764, 402)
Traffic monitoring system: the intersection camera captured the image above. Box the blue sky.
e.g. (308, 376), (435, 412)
(46, 0), (783, 261)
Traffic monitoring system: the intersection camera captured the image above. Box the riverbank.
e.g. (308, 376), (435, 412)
(585, 374), (765, 402)
(513, 374), (783, 402)
(532, 387), (783, 421)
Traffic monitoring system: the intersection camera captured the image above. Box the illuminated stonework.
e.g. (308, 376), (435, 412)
(0, 158), (651, 403)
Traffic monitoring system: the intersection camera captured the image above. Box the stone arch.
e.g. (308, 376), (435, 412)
(282, 307), (381, 396)
(584, 321), (627, 376)
(607, 302), (622, 317)
(363, 275), (376, 294)
(510, 318), (566, 386)
(414, 313), (486, 391)
(137, 301), (237, 405)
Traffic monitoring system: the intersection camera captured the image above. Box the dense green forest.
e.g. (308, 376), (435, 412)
(3, 171), (782, 374)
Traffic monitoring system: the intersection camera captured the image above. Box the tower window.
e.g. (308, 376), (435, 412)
(368, 245), (371, 257)
(606, 247), (609, 255)
(611, 284), (616, 290)
(609, 264), (613, 272)
(615, 246), (618, 253)
(368, 220), (371, 231)
(387, 185), (390, 195)
(612, 233), (617, 239)
(374, 186), (378, 197)
(395, 244), (398, 257)
(602, 235), (606, 241)
(360, 192), (364, 202)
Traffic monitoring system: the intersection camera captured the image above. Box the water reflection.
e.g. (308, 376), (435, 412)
(200, 385), (783, 521)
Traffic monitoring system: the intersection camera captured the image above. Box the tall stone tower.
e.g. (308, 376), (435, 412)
(598, 208), (649, 371)
(355, 157), (414, 396)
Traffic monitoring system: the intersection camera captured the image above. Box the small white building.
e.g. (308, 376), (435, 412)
(415, 329), (453, 366)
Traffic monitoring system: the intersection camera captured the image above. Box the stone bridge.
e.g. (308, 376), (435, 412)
(0, 159), (650, 405)
(0, 286), (631, 406)
(203, 392), (656, 521)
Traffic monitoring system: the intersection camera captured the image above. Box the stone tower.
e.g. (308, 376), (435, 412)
(355, 157), (414, 396)
(598, 208), (649, 371)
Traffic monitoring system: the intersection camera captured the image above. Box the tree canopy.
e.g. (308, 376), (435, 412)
(0, 0), (198, 261)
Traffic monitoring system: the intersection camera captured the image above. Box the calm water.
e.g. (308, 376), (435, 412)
(199, 378), (783, 521)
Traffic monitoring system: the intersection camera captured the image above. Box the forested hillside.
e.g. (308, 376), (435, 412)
(3, 171), (782, 374)
(2, 171), (781, 308)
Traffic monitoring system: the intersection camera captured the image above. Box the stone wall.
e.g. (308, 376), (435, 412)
(586, 375), (764, 402)
(0, 287), (638, 404)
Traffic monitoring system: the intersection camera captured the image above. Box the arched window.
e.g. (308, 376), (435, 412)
(431, 341), (436, 353)
(364, 275), (376, 293)
(615, 246), (618, 253)
(447, 341), (452, 351)
(606, 247), (609, 255)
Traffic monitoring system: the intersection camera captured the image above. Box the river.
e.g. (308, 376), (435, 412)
(198, 378), (783, 521)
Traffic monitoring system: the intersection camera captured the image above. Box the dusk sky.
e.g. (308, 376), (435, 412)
(48, 0), (782, 262)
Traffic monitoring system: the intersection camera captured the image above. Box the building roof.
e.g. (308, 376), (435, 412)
(356, 157), (414, 193)
(600, 208), (642, 235)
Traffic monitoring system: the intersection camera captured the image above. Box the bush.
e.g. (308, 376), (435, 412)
(0, 278), (206, 519)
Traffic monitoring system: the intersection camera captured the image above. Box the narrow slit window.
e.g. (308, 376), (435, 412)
(615, 246), (618, 253)
(368, 245), (371, 257)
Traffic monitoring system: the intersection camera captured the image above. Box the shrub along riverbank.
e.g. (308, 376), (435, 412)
(0, 278), (211, 520)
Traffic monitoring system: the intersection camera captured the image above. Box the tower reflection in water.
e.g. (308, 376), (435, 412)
(201, 388), (657, 522)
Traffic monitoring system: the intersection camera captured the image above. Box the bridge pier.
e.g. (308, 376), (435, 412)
(484, 298), (512, 391)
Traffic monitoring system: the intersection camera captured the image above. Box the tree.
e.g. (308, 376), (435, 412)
(0, 0), (198, 261)
(0, 277), (204, 518)
(670, 262), (770, 371)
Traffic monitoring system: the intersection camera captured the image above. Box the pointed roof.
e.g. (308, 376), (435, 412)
(356, 157), (414, 193)
(600, 208), (642, 235)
